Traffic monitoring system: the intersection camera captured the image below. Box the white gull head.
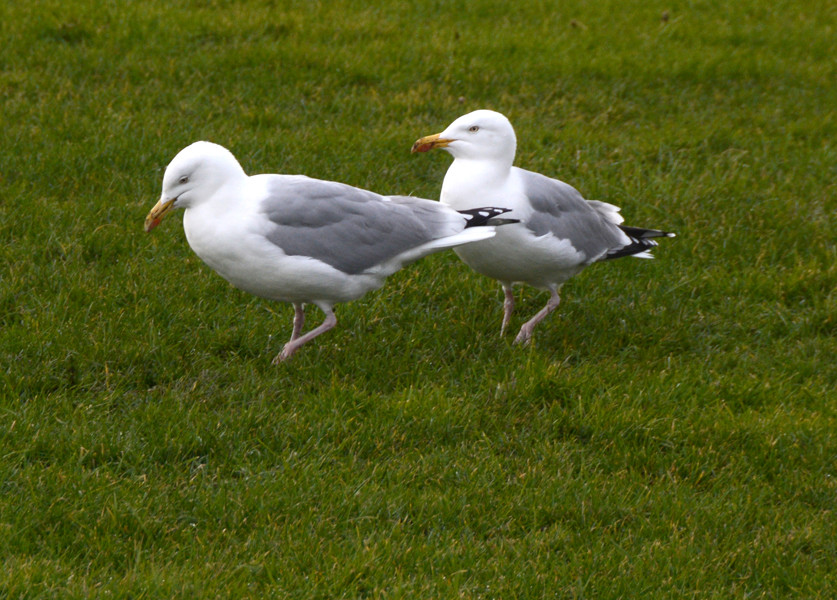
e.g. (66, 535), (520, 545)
(145, 141), (247, 231)
(413, 109), (517, 167)
(161, 141), (246, 210)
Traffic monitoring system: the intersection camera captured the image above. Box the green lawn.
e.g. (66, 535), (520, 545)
(1, 0), (835, 597)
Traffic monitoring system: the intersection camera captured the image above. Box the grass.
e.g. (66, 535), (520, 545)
(1, 0), (835, 597)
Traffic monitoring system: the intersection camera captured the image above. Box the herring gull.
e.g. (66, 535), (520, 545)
(144, 141), (513, 362)
(412, 110), (675, 345)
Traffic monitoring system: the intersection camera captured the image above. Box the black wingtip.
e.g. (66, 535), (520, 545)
(605, 238), (658, 260)
(459, 207), (517, 228)
(618, 225), (677, 239)
(605, 224), (676, 260)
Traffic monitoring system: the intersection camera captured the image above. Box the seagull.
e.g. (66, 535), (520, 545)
(144, 141), (513, 362)
(412, 109), (675, 345)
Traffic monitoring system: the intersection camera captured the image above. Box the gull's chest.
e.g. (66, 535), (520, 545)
(182, 204), (279, 284)
(184, 206), (240, 263)
(440, 163), (520, 212)
(439, 168), (532, 221)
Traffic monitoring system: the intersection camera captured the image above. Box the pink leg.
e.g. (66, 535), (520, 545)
(290, 303), (305, 341)
(500, 284), (515, 335)
(272, 306), (337, 364)
(513, 288), (561, 346)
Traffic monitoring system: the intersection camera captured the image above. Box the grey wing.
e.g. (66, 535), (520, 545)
(260, 176), (461, 275)
(519, 168), (629, 261)
(385, 195), (467, 233)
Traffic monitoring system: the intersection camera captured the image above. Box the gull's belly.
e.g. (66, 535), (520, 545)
(452, 224), (586, 289)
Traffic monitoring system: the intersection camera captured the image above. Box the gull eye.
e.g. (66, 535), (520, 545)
(468, 125), (480, 133)
(178, 175), (189, 185)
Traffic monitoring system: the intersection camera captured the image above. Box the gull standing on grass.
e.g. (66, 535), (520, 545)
(412, 110), (675, 345)
(144, 141), (513, 363)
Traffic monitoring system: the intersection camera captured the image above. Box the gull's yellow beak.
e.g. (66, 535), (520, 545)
(144, 198), (176, 232)
(411, 133), (455, 153)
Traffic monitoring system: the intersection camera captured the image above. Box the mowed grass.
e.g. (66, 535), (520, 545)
(1, 0), (835, 597)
